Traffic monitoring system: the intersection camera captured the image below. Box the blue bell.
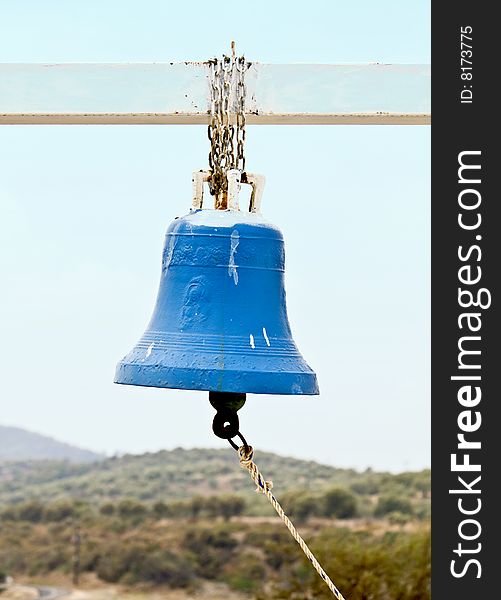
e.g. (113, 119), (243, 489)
(114, 170), (318, 396)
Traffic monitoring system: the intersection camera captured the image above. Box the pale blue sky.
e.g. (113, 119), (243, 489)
(0, 0), (430, 471)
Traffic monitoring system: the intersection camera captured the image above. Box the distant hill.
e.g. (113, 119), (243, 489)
(0, 444), (430, 509)
(0, 425), (104, 464)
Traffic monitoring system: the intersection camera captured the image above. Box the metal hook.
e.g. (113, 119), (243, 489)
(228, 430), (249, 453)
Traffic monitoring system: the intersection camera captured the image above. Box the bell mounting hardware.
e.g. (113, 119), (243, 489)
(114, 51), (318, 448)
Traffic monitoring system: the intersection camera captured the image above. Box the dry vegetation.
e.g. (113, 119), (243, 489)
(0, 449), (430, 599)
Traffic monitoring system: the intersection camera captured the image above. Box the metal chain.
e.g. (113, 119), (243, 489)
(207, 53), (248, 203)
(207, 58), (225, 198)
(237, 444), (347, 600)
(235, 56), (246, 173)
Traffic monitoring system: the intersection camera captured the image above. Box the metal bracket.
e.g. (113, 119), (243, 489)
(192, 170), (266, 213)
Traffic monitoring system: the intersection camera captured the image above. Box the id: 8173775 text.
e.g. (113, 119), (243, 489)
(460, 26), (473, 104)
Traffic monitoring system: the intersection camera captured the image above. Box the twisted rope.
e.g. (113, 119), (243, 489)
(238, 445), (347, 600)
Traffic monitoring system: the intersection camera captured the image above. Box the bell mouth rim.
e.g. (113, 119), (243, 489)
(114, 381), (320, 396)
(114, 363), (319, 396)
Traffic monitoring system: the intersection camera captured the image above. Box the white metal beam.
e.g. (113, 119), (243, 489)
(0, 63), (430, 125)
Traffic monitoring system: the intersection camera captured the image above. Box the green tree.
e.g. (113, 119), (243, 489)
(97, 544), (194, 587)
(140, 550), (194, 586)
(117, 499), (148, 520)
(189, 496), (205, 520)
(17, 501), (44, 523)
(183, 528), (237, 579)
(206, 495), (245, 521)
(152, 501), (170, 519)
(99, 502), (115, 516)
(374, 494), (414, 517)
(0, 507), (18, 521)
(220, 495), (245, 521)
(44, 501), (77, 522)
(322, 488), (358, 519)
(281, 491), (318, 522)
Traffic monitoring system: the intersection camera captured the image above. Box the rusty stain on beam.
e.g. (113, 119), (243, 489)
(0, 112), (430, 125)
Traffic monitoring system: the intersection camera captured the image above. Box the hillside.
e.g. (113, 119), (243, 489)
(0, 445), (430, 512)
(0, 441), (430, 599)
(0, 425), (104, 464)
(0, 447), (346, 505)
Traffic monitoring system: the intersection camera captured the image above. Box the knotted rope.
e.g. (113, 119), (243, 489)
(238, 445), (347, 599)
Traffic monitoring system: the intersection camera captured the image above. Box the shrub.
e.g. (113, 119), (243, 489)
(17, 501), (44, 523)
(183, 528), (238, 579)
(322, 488), (358, 519)
(189, 496), (205, 519)
(116, 499), (148, 520)
(387, 511), (413, 526)
(207, 495), (245, 521)
(280, 491), (318, 522)
(141, 550), (194, 587)
(222, 554), (266, 593)
(96, 543), (194, 587)
(0, 507), (18, 521)
(350, 478), (380, 495)
(374, 495), (414, 517)
(152, 501), (170, 519)
(184, 528), (238, 553)
(245, 528), (298, 571)
(262, 526), (430, 600)
(99, 503), (115, 516)
(44, 501), (77, 522)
